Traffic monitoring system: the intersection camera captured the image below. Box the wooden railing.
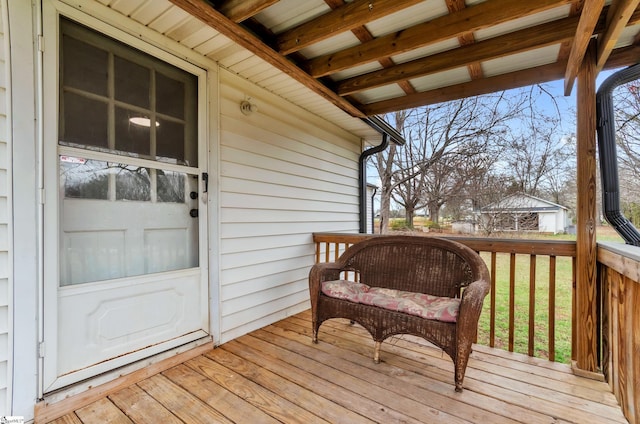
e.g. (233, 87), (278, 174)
(597, 242), (640, 424)
(313, 233), (577, 363)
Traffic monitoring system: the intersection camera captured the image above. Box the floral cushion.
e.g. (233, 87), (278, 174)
(320, 281), (460, 323)
(321, 280), (371, 302)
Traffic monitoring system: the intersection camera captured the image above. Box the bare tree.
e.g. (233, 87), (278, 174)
(373, 93), (524, 231)
(372, 85), (574, 233)
(373, 110), (408, 233)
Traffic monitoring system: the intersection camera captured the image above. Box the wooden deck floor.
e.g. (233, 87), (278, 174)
(45, 311), (626, 423)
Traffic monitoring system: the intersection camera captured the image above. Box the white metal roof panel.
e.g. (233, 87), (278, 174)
(298, 31), (362, 59)
(391, 38), (460, 65)
(481, 44), (562, 78)
(474, 4), (571, 41)
(410, 67), (472, 92)
(253, 0), (330, 34)
(364, 0), (449, 38)
(353, 84), (407, 104)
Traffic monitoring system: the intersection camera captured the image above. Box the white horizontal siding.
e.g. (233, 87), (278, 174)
(219, 70), (362, 342)
(0, 0), (8, 415)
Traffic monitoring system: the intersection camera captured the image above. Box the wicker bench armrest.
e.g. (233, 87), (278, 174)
(457, 278), (490, 337)
(309, 262), (344, 294)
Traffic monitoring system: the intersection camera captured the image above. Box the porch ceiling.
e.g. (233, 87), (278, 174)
(160, 0), (640, 120)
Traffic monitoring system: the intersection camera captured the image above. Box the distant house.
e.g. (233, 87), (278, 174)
(479, 194), (571, 234)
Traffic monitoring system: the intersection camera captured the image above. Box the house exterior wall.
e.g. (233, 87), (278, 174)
(540, 210), (569, 234)
(218, 70), (361, 342)
(0, 0), (365, 417)
(539, 212), (559, 233)
(0, 0), (9, 416)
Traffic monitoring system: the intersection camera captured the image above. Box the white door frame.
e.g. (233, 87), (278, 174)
(39, 0), (217, 394)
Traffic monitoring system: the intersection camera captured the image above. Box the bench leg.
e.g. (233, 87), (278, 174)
(373, 341), (381, 363)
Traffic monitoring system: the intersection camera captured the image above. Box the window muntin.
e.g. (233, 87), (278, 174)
(59, 18), (198, 167)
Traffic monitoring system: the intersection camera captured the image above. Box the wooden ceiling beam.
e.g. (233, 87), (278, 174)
(603, 42), (640, 69)
(336, 16), (579, 96)
(446, 0), (484, 80)
(304, 0), (572, 78)
(323, 0), (417, 95)
(563, 0), (606, 95)
(595, 0), (640, 72)
(277, 0), (422, 55)
(168, 0), (366, 117)
(360, 62), (567, 115)
(218, 0), (280, 23)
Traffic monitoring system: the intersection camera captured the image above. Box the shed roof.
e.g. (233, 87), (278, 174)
(482, 193), (570, 212)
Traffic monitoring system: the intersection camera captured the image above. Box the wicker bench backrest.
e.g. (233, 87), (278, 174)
(339, 236), (477, 298)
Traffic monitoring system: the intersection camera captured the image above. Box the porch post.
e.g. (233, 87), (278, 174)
(575, 40), (598, 373)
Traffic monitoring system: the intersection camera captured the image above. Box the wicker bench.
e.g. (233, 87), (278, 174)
(309, 235), (490, 392)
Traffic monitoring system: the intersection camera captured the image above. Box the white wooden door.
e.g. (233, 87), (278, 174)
(42, 14), (210, 392)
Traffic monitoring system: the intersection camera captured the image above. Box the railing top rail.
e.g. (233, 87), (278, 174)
(313, 232), (576, 257)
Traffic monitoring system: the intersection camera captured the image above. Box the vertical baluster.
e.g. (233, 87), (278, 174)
(490, 252), (497, 348)
(509, 252), (516, 352)
(343, 243), (349, 280)
(549, 255), (557, 361)
(572, 256), (577, 361)
(324, 242), (330, 263)
(315, 240), (320, 264)
(529, 255), (537, 357)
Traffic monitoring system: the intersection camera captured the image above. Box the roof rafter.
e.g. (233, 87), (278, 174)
(336, 16), (579, 96)
(218, 0), (279, 23)
(304, 0), (573, 78)
(563, 0), (606, 95)
(277, 0), (422, 55)
(445, 0), (484, 80)
(595, 0), (640, 72)
(169, 0), (365, 117)
(323, 0), (417, 95)
(360, 62), (568, 115)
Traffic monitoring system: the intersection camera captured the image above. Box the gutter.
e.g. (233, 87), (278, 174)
(596, 64), (640, 246)
(359, 116), (405, 233)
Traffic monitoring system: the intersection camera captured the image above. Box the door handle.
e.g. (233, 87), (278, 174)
(202, 172), (208, 193)
(190, 209), (198, 218)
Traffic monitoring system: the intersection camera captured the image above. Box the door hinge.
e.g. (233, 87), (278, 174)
(38, 342), (45, 358)
(38, 35), (45, 53)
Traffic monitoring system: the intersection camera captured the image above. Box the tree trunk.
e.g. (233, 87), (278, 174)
(379, 182), (392, 234)
(428, 203), (440, 225)
(405, 207), (414, 227)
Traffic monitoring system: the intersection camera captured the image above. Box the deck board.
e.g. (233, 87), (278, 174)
(43, 311), (628, 424)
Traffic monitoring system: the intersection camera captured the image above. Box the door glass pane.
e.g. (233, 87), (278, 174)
(61, 156), (108, 200)
(115, 56), (150, 108)
(115, 165), (151, 201)
(62, 35), (108, 96)
(157, 170), (186, 203)
(59, 156), (200, 286)
(156, 72), (185, 118)
(157, 118), (186, 163)
(61, 92), (108, 149)
(115, 107), (151, 157)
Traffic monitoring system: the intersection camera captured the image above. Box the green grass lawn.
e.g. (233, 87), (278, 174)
(475, 253), (574, 363)
(473, 227), (622, 363)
